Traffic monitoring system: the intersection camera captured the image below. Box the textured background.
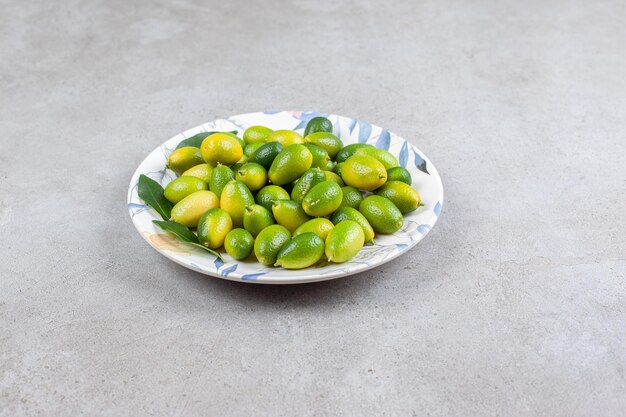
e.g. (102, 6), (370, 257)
(1, 0), (625, 416)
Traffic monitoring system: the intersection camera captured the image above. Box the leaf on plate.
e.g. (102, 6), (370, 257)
(153, 220), (223, 260)
(153, 220), (198, 242)
(138, 174), (172, 220)
(175, 131), (238, 149)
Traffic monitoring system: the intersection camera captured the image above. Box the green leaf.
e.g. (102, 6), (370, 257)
(175, 130), (238, 150)
(153, 220), (198, 242)
(153, 220), (223, 260)
(138, 175), (173, 220)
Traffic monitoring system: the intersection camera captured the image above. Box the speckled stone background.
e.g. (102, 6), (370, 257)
(1, 0), (625, 416)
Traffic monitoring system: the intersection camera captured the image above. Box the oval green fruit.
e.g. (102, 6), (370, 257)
(354, 147), (399, 169)
(302, 181), (343, 217)
(164, 176), (208, 204)
(338, 186), (363, 210)
(275, 232), (325, 269)
(376, 181), (422, 214)
(182, 163), (212, 183)
(224, 132), (246, 149)
(197, 208), (233, 249)
(201, 133), (243, 166)
(304, 143), (331, 169)
(254, 224), (291, 266)
(335, 143), (374, 163)
(325, 220), (365, 263)
(341, 154), (387, 191)
(359, 195), (404, 234)
(324, 170), (345, 186)
(303, 116), (333, 137)
(333, 162), (345, 177)
(293, 218), (335, 241)
(220, 181), (255, 228)
(224, 228), (254, 260)
(243, 204), (275, 237)
(209, 165), (235, 198)
(243, 142), (265, 158)
(272, 200), (311, 233)
(268, 144), (313, 185)
(170, 190), (219, 227)
(167, 147), (204, 175)
(266, 130), (304, 147)
(248, 142), (284, 169)
(255, 185), (290, 212)
(243, 125), (273, 144)
(235, 162), (267, 192)
(290, 168), (326, 202)
(330, 207), (375, 244)
(304, 131), (342, 159)
(386, 166), (412, 185)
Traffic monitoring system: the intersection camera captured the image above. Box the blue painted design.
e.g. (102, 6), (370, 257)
(295, 111), (326, 121)
(263, 110), (281, 114)
(332, 118), (341, 136)
(241, 272), (268, 281)
(293, 120), (307, 130)
(128, 203), (146, 210)
(220, 264), (238, 277)
(416, 224), (431, 234)
(214, 257), (224, 270)
(399, 142), (409, 167)
(412, 149), (430, 174)
(348, 118), (357, 133)
(396, 243), (409, 250)
(358, 120), (372, 143)
(433, 201), (442, 217)
(375, 129), (391, 150)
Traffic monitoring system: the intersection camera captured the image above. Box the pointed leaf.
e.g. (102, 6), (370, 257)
(153, 220), (198, 243)
(138, 174), (173, 220)
(153, 220), (223, 260)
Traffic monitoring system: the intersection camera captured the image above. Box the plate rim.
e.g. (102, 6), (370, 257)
(127, 111), (444, 284)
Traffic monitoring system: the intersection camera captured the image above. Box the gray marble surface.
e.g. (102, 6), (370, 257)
(1, 0), (625, 416)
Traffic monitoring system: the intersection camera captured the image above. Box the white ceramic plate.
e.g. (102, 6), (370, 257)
(127, 111), (444, 284)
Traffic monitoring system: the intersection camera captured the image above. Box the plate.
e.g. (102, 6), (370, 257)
(127, 111), (444, 284)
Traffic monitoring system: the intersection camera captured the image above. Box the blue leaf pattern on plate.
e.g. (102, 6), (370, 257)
(263, 110), (281, 114)
(375, 129), (391, 150)
(293, 120), (308, 130)
(348, 118), (357, 133)
(433, 201), (442, 217)
(128, 203), (146, 210)
(412, 149), (430, 174)
(241, 272), (268, 281)
(416, 224), (431, 234)
(214, 257), (224, 270)
(220, 264), (238, 277)
(399, 142), (409, 167)
(358, 120), (372, 143)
